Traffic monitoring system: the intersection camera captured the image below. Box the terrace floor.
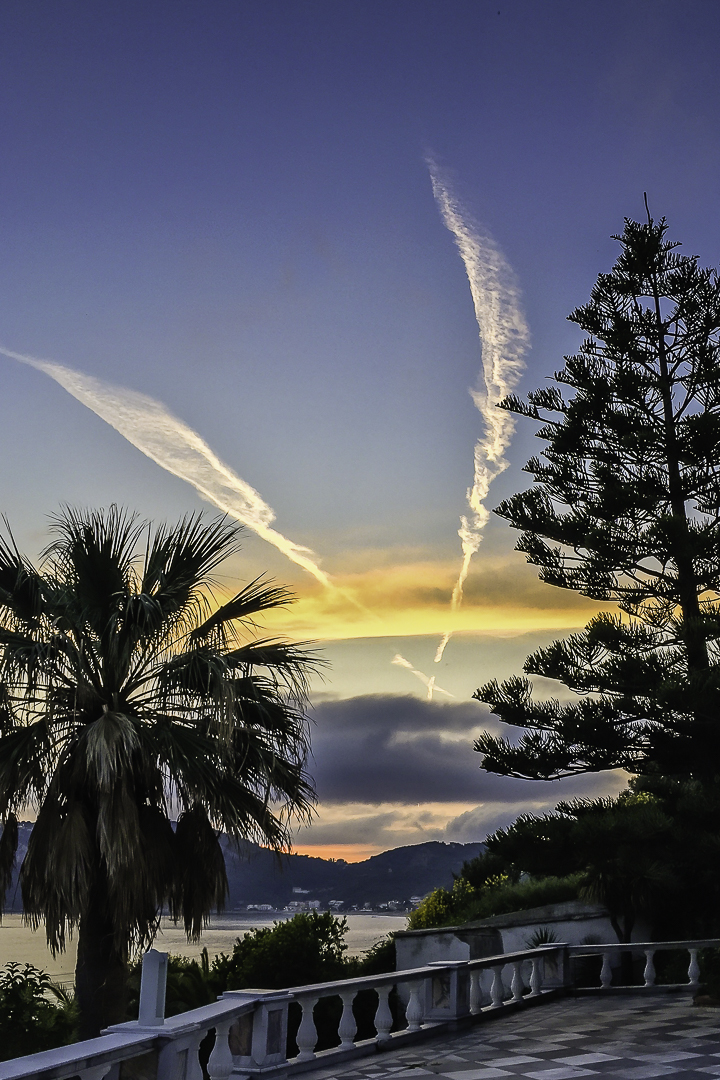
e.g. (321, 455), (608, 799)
(301, 994), (720, 1080)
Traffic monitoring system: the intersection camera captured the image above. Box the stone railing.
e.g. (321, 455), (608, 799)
(567, 939), (720, 990)
(1, 939), (718, 1080)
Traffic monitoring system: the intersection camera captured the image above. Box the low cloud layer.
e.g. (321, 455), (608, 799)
(300, 694), (626, 855)
(310, 695), (493, 803)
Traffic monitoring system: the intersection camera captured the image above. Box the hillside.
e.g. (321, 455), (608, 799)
(3, 824), (482, 912)
(221, 838), (484, 909)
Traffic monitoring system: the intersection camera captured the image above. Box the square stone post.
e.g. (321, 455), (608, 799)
(138, 950), (169, 1028)
(221, 990), (291, 1074)
(423, 961), (470, 1021)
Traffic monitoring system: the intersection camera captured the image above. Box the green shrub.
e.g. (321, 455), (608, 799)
(0, 963), (77, 1060)
(218, 911), (349, 991)
(407, 878), (477, 930)
(465, 874), (583, 921)
(352, 934), (396, 975)
(407, 873), (582, 931)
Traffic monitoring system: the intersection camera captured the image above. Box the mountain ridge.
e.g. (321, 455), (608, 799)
(3, 823), (483, 912)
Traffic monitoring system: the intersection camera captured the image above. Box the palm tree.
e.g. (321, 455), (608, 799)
(0, 507), (319, 1037)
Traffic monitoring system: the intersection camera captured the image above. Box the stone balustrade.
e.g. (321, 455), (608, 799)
(567, 939), (720, 990)
(1, 939), (718, 1080)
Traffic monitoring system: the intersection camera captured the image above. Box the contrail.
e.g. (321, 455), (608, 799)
(0, 346), (332, 588)
(427, 160), (530, 662)
(391, 654), (454, 702)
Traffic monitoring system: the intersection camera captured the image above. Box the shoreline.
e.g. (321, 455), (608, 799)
(0, 911), (409, 983)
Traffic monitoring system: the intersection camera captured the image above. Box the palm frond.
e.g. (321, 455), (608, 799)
(189, 577), (294, 644)
(0, 813), (18, 911)
(0, 724), (54, 813)
(141, 514), (242, 623)
(171, 805), (227, 939)
(0, 522), (44, 626)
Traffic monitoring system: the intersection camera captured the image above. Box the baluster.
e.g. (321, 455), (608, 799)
(80, 1067), (113, 1080)
(374, 985), (393, 1044)
(469, 970), (482, 1015)
(490, 965), (504, 1008)
(529, 957), (542, 997)
(643, 949), (656, 988)
(207, 1019), (234, 1080)
(338, 991), (357, 1049)
(688, 948), (700, 988)
(405, 982), (424, 1030)
(511, 961), (524, 1003)
(295, 996), (319, 1062)
(187, 1028), (209, 1080)
(600, 951), (613, 989)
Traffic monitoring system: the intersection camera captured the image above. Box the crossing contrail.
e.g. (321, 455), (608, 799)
(0, 345), (332, 588)
(427, 160), (530, 662)
(391, 654), (454, 702)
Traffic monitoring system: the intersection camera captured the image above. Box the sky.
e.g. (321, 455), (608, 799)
(1, 0), (719, 859)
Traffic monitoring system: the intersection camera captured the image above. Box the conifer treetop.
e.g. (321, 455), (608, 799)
(474, 214), (720, 783)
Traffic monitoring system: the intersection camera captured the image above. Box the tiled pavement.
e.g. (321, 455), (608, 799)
(301, 995), (720, 1080)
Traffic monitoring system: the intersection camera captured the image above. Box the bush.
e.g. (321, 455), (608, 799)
(0, 963), (77, 1060)
(407, 873), (582, 930)
(218, 911), (349, 991)
(407, 878), (477, 930)
(352, 934), (396, 976)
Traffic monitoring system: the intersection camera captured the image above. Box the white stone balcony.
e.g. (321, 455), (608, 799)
(0, 940), (717, 1080)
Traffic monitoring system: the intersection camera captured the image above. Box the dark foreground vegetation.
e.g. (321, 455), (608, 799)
(0, 912), (396, 1061)
(410, 783), (720, 942)
(0, 509), (321, 1038)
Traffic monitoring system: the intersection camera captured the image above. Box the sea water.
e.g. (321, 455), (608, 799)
(0, 912), (408, 985)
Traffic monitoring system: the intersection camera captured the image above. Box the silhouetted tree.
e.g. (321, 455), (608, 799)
(475, 211), (720, 785)
(0, 508), (318, 1036)
(462, 793), (674, 943)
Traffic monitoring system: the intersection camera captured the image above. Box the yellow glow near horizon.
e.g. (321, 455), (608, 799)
(253, 554), (608, 642)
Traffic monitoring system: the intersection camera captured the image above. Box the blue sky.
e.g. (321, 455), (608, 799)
(1, 0), (718, 856)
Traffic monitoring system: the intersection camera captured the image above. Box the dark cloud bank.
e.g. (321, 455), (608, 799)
(307, 694), (624, 846)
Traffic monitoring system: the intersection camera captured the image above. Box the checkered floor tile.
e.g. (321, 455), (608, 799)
(300, 995), (720, 1080)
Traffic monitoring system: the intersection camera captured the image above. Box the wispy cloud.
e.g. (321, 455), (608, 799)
(427, 159), (530, 661)
(0, 346), (332, 587)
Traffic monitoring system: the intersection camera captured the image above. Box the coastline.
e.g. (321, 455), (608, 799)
(0, 910), (408, 985)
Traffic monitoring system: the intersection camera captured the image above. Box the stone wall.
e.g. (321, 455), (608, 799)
(395, 900), (651, 971)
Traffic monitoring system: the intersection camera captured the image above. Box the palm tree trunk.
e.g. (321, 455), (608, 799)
(75, 877), (128, 1039)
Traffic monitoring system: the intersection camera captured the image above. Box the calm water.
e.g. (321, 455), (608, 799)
(0, 912), (408, 985)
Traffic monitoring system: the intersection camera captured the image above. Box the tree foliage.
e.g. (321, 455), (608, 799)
(0, 507), (320, 1035)
(407, 871), (582, 931)
(474, 214), (720, 782)
(0, 963), (77, 1061)
(218, 910), (349, 990)
(461, 784), (720, 941)
(462, 792), (672, 942)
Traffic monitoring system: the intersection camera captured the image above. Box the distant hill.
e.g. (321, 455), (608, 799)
(3, 823), (482, 912)
(221, 838), (484, 909)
